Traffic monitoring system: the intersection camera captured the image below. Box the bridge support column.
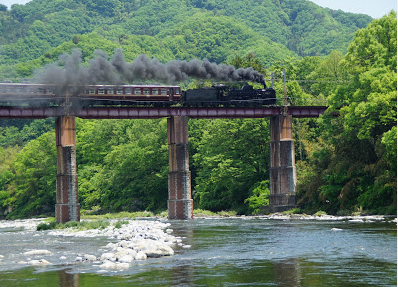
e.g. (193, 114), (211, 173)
(167, 116), (193, 219)
(55, 116), (80, 223)
(269, 115), (297, 212)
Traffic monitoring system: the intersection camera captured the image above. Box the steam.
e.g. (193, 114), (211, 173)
(34, 48), (265, 88)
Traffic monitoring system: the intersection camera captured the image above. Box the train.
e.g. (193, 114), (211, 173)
(0, 82), (276, 107)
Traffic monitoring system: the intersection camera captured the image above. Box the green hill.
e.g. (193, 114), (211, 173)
(0, 0), (372, 78)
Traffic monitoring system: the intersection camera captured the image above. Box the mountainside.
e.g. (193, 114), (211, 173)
(0, 0), (372, 78)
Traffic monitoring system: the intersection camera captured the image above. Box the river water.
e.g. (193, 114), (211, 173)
(0, 217), (396, 286)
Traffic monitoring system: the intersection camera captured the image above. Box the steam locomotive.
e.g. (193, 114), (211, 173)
(0, 82), (276, 107)
(183, 84), (276, 106)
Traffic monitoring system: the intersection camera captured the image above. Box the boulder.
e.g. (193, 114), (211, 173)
(28, 259), (50, 265)
(83, 254), (97, 261)
(118, 255), (134, 263)
(135, 251), (147, 260)
(99, 261), (129, 269)
(23, 250), (51, 256)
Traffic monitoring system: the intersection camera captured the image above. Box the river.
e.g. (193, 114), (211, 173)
(0, 216), (396, 286)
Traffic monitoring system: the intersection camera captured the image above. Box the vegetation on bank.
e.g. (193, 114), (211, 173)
(36, 206), (390, 232)
(37, 218), (112, 231)
(0, 2), (395, 218)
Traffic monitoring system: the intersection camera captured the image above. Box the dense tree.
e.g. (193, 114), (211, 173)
(191, 118), (271, 213)
(0, 132), (56, 218)
(297, 13), (397, 214)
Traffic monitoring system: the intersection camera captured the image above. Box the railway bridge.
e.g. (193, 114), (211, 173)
(0, 105), (328, 222)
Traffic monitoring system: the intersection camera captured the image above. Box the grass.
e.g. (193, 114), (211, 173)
(314, 210), (328, 216)
(81, 209), (238, 220)
(281, 208), (303, 215)
(37, 208), (240, 231)
(81, 210), (156, 220)
(193, 209), (237, 217)
(36, 218), (133, 231)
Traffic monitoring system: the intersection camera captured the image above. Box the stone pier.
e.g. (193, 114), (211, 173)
(269, 115), (297, 212)
(167, 116), (193, 219)
(55, 116), (80, 223)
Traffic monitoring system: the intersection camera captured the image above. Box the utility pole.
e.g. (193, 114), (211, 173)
(271, 73), (274, 89)
(282, 69), (288, 115)
(282, 69), (287, 105)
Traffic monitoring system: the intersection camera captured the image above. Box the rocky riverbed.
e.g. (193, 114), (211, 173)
(0, 218), (191, 272)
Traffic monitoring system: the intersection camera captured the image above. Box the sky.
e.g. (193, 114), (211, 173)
(0, 0), (397, 19)
(310, 0), (396, 19)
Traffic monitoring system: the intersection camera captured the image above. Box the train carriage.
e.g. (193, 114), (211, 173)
(0, 83), (181, 106)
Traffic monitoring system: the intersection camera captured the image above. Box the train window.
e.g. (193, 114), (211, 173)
(36, 88), (43, 93)
(116, 88), (123, 95)
(16, 87), (24, 93)
(88, 89), (95, 94)
(134, 88), (141, 95)
(151, 89), (158, 95)
(47, 88), (54, 94)
(143, 88), (149, 95)
(7, 88), (14, 93)
(175, 88), (180, 94)
(107, 88), (114, 94)
(125, 88), (132, 94)
(98, 88), (105, 94)
(161, 88), (167, 95)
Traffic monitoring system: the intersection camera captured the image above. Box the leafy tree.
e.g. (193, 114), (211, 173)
(298, 13), (397, 214)
(191, 118), (271, 214)
(2, 132), (56, 219)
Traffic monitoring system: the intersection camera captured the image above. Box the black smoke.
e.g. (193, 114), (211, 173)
(34, 48), (265, 87)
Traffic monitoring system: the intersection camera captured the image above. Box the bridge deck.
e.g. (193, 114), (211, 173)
(0, 106), (328, 119)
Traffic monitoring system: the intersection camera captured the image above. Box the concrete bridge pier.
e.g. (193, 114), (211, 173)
(269, 115), (297, 212)
(167, 116), (193, 219)
(55, 116), (80, 223)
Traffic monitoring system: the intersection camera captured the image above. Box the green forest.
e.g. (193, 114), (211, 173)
(0, 0), (396, 218)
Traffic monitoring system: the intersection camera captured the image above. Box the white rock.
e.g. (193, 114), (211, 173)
(60, 256), (67, 260)
(99, 261), (129, 269)
(24, 250), (52, 256)
(135, 251), (147, 260)
(29, 259), (50, 265)
(118, 255), (134, 263)
(155, 243), (174, 256)
(118, 240), (129, 248)
(18, 261), (28, 264)
(83, 254), (97, 261)
(100, 253), (115, 261)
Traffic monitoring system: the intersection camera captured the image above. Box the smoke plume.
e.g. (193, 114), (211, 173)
(34, 48), (265, 87)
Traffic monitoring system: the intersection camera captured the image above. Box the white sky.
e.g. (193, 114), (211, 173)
(310, 0), (397, 19)
(1, 0), (397, 19)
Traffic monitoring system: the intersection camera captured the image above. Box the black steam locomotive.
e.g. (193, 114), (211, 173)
(183, 84), (276, 106)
